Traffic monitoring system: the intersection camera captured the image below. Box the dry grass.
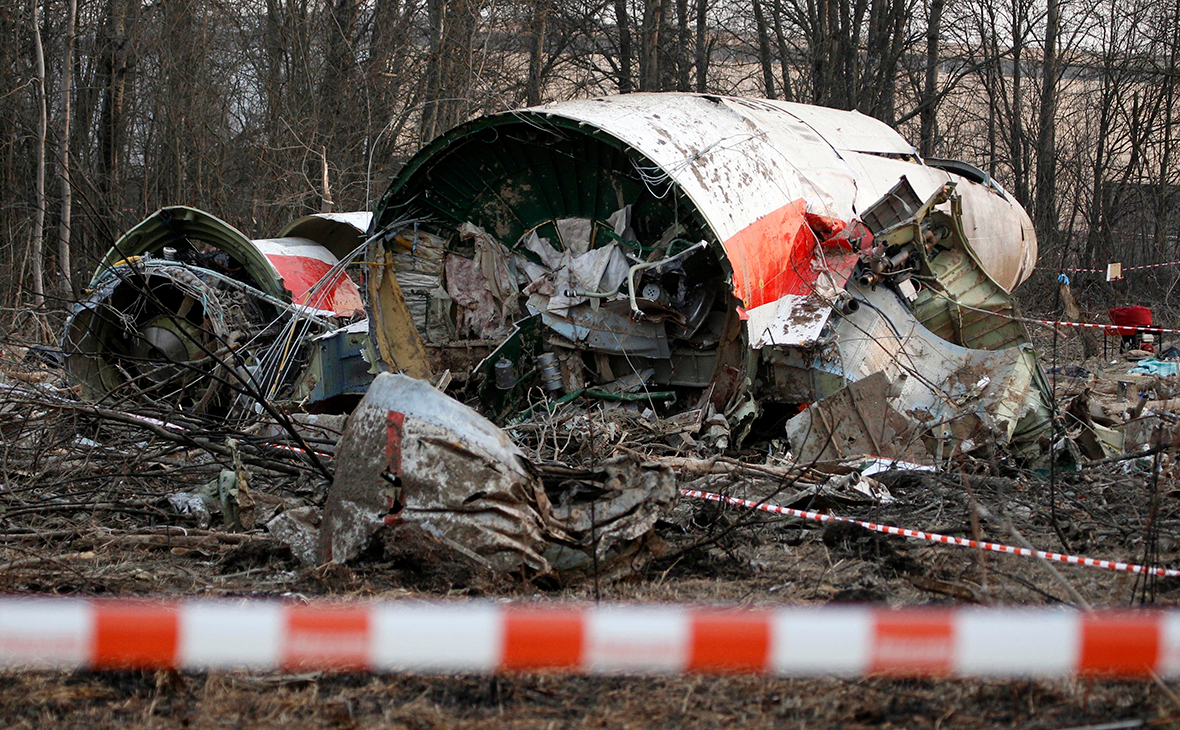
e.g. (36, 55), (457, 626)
(3, 331), (1180, 729)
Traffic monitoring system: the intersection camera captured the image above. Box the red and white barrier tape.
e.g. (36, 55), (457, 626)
(924, 295), (1172, 337)
(1044, 261), (1180, 274)
(1024, 318), (1177, 336)
(0, 597), (1176, 677)
(681, 489), (1180, 579)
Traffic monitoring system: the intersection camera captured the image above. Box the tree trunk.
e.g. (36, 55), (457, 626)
(752, 0), (777, 98)
(420, 0), (447, 140)
(919, 0), (943, 157)
(1151, 1), (1176, 255)
(57, 0), (77, 297)
(1059, 281), (1100, 359)
(1008, 0), (1029, 207)
(639, 0), (661, 90)
(616, 0), (634, 92)
(693, 0), (707, 91)
(322, 0), (358, 124)
(96, 0), (131, 230)
(29, 0), (46, 307)
(526, 0), (547, 104)
(1084, 28), (1119, 269)
(769, 0), (794, 101)
(420, 0), (477, 141)
(320, 145), (332, 212)
(675, 0), (690, 91)
(1034, 0), (1060, 243)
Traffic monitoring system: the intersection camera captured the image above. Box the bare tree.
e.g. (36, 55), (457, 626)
(57, 0), (77, 297)
(28, 0), (45, 307)
(752, 0), (777, 98)
(615, 0), (634, 92)
(919, 0), (943, 156)
(1034, 0), (1060, 242)
(0, 0), (1175, 324)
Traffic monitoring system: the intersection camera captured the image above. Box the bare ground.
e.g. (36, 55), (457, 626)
(2, 306), (1180, 728)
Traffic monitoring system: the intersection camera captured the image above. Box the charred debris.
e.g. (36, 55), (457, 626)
(15, 93), (1169, 582)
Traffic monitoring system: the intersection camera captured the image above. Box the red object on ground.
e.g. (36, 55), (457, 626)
(1108, 306), (1152, 336)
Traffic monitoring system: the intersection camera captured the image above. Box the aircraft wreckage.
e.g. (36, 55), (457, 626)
(62, 207), (370, 414)
(62, 93), (1056, 574)
(363, 93), (1051, 461)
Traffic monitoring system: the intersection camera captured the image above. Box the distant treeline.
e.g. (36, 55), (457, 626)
(0, 0), (1176, 314)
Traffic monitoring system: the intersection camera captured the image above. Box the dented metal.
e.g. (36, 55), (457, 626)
(319, 372), (676, 573)
(63, 206), (369, 411)
(364, 93), (1048, 463)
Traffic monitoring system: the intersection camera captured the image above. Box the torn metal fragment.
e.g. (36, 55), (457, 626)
(319, 372), (553, 571)
(786, 372), (926, 466)
(319, 372), (675, 575)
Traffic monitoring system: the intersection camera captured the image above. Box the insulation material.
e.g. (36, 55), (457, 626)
(388, 228), (449, 342)
(463, 222), (520, 324)
(445, 255), (507, 340)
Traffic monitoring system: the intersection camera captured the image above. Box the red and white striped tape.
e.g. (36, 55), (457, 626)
(1045, 261), (1180, 274)
(0, 598), (1176, 677)
(682, 489), (1180, 579)
(1026, 318), (1176, 336)
(926, 299), (1172, 336)
(921, 284), (1169, 336)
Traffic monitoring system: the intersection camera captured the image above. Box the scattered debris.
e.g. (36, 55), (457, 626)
(5, 90), (1180, 729)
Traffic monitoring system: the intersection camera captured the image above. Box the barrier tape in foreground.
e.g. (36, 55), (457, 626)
(0, 597), (1177, 677)
(681, 489), (1180, 579)
(1042, 260), (1180, 274)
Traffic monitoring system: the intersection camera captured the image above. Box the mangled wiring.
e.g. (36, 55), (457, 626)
(631, 133), (765, 201)
(253, 244), (369, 397)
(251, 233), (376, 407)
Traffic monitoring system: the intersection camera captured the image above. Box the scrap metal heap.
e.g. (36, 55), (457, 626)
(54, 94), (1060, 578)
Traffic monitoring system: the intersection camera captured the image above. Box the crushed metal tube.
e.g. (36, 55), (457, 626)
(364, 93), (1049, 464)
(55, 94), (1063, 576)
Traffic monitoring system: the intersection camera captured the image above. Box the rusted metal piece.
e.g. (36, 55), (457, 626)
(787, 372), (927, 465)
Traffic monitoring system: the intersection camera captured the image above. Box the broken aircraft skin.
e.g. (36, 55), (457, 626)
(63, 206), (370, 415)
(319, 371), (676, 574)
(364, 93), (1052, 460)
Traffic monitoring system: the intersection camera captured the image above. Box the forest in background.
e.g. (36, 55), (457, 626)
(0, 0), (1177, 322)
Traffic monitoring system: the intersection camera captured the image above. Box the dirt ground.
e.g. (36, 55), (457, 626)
(3, 294), (1180, 729)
